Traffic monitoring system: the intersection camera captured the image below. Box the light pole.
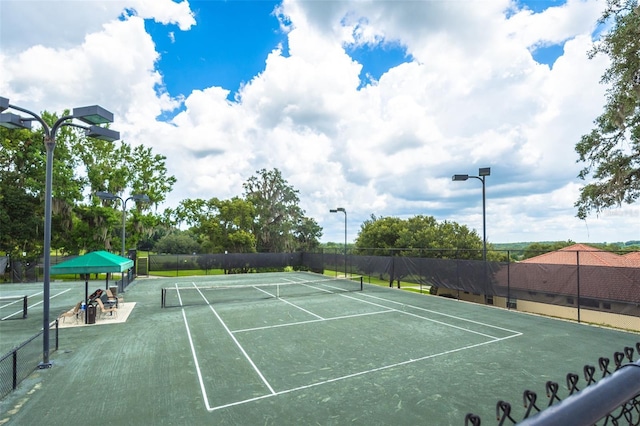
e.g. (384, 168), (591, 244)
(96, 191), (150, 257)
(452, 167), (490, 261)
(0, 96), (119, 368)
(329, 207), (347, 277)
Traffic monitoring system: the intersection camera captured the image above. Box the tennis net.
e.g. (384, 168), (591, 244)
(161, 275), (363, 308)
(0, 295), (28, 320)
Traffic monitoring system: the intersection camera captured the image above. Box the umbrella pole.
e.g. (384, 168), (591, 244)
(85, 279), (88, 324)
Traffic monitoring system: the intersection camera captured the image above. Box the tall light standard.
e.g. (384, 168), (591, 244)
(329, 207), (347, 277)
(96, 191), (150, 257)
(452, 167), (490, 261)
(0, 96), (119, 368)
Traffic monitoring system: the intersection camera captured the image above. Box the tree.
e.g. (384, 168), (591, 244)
(355, 214), (485, 259)
(0, 182), (41, 257)
(293, 217), (323, 251)
(127, 145), (177, 206)
(575, 0), (640, 219)
(154, 231), (201, 254)
(0, 110), (176, 256)
(355, 215), (405, 255)
(172, 197), (257, 253)
(199, 197), (257, 253)
(243, 168), (310, 252)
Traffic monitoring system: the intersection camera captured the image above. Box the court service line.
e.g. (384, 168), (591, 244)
(357, 292), (522, 335)
(273, 278), (517, 340)
(337, 293), (501, 340)
(232, 309), (393, 333)
(192, 283), (276, 396)
(205, 332), (522, 412)
(253, 286), (324, 320)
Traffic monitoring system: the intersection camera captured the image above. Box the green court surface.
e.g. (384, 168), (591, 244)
(0, 272), (638, 425)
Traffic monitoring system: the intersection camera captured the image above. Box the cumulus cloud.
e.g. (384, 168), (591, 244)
(1, 0), (635, 245)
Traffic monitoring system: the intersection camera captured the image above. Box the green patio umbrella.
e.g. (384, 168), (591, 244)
(50, 251), (133, 323)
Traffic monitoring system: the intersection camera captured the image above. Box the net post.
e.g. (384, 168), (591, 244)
(360, 276), (363, 291)
(161, 288), (165, 308)
(23, 295), (28, 318)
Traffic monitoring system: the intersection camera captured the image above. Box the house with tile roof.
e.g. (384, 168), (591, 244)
(435, 243), (640, 331)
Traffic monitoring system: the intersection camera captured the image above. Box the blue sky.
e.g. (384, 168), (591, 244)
(143, 1), (286, 105)
(146, 0), (566, 106)
(2, 0), (637, 245)
(138, 0), (576, 137)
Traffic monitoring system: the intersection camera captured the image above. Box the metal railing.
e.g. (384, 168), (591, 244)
(465, 342), (640, 425)
(0, 320), (59, 400)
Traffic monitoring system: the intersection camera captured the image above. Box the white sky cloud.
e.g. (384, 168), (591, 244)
(1, 0), (637, 245)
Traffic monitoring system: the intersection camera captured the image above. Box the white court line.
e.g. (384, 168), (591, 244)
(336, 292), (500, 340)
(206, 332), (522, 412)
(358, 292), (522, 335)
(182, 279), (524, 413)
(253, 285), (325, 320)
(233, 309), (393, 333)
(193, 283), (276, 395)
(234, 291), (504, 340)
(181, 309), (213, 411)
(1, 288), (72, 321)
(280, 278), (508, 339)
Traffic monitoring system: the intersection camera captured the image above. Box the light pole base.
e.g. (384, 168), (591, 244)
(37, 361), (53, 369)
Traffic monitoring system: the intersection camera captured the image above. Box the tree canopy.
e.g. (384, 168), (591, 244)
(575, 0), (640, 218)
(169, 169), (322, 253)
(0, 111), (175, 256)
(354, 214), (488, 259)
(243, 168), (321, 252)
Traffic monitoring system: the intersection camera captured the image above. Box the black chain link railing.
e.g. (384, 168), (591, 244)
(465, 342), (640, 425)
(0, 320), (59, 399)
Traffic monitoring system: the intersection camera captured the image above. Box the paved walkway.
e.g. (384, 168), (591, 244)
(57, 302), (136, 328)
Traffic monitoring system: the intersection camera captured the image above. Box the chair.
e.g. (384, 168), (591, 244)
(59, 302), (82, 323)
(106, 288), (123, 307)
(95, 298), (118, 319)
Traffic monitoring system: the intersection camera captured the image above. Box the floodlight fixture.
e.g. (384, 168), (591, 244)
(96, 191), (119, 201)
(479, 167), (491, 177)
(72, 105), (114, 125)
(0, 113), (32, 130)
(85, 125), (120, 141)
(130, 194), (150, 203)
(452, 174), (469, 181)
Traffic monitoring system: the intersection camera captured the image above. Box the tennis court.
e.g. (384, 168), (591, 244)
(1, 272), (638, 425)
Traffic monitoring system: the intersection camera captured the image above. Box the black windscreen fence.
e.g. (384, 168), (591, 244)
(147, 249), (639, 317)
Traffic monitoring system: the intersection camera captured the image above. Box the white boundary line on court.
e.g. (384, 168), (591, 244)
(177, 280), (524, 413)
(1, 288), (72, 320)
(233, 309), (393, 333)
(194, 283), (276, 394)
(253, 285), (324, 320)
(204, 333), (521, 412)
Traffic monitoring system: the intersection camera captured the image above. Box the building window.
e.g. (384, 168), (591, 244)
(579, 298), (600, 309)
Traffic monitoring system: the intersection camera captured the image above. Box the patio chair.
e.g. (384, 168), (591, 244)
(59, 302), (82, 323)
(95, 298), (118, 319)
(106, 288), (123, 307)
